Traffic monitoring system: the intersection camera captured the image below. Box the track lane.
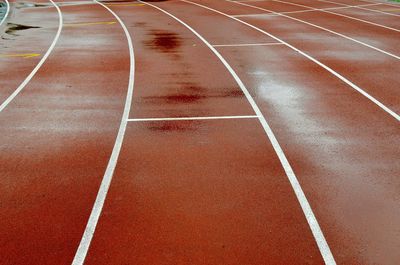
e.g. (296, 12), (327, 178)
(0, 0), (60, 106)
(152, 0), (400, 264)
(230, 0), (400, 59)
(206, 1), (400, 118)
(273, 0), (400, 31)
(80, 2), (327, 264)
(0, 2), (131, 264)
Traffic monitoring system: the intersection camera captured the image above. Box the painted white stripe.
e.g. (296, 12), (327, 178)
(230, 0), (400, 60)
(232, 3), (381, 17)
(319, 0), (400, 18)
(142, 1), (336, 264)
(213, 42), (283, 47)
(0, 0), (62, 113)
(274, 0), (400, 32)
(360, 0), (400, 8)
(0, 0), (10, 26)
(71, 1), (135, 264)
(128, 115), (259, 122)
(195, 1), (400, 121)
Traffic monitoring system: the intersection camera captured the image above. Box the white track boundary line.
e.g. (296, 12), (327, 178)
(213, 42), (283, 47)
(71, 1), (135, 264)
(0, 0), (62, 113)
(274, 0), (400, 33)
(233, 3), (381, 17)
(0, 0), (10, 26)
(189, 1), (400, 121)
(229, 0), (400, 60)
(319, 0), (400, 18)
(141, 1), (336, 264)
(128, 115), (259, 122)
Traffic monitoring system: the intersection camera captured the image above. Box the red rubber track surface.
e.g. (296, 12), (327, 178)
(0, 0), (59, 103)
(0, 1), (129, 264)
(0, 0), (399, 264)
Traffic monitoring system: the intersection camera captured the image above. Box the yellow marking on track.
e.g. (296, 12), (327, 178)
(0, 53), (41, 59)
(65, 21), (117, 27)
(105, 3), (145, 7)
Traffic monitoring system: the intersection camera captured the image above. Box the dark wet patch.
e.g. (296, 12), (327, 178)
(142, 88), (244, 106)
(15, 2), (50, 9)
(146, 121), (198, 132)
(134, 22), (147, 27)
(5, 23), (40, 35)
(145, 30), (181, 54)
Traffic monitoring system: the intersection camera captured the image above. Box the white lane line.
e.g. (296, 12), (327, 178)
(71, 1), (135, 264)
(191, 1), (400, 121)
(229, 0), (400, 60)
(213, 42), (283, 47)
(0, 0), (10, 26)
(360, 0), (400, 8)
(274, 0), (400, 32)
(232, 3), (381, 17)
(319, 0), (400, 18)
(128, 115), (259, 122)
(140, 1), (336, 264)
(0, 0), (62, 113)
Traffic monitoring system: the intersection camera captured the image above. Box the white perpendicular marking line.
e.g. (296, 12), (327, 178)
(128, 115), (259, 122)
(213, 42), (283, 47)
(319, 0), (400, 18)
(0, 0), (62, 113)
(212, 0), (400, 122)
(273, 0), (400, 33)
(229, 0), (400, 60)
(71, 1), (135, 265)
(0, 0), (10, 26)
(140, 1), (336, 264)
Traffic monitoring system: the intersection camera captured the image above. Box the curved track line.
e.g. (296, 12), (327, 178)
(71, 1), (135, 264)
(185, 0), (400, 122)
(139, 1), (336, 264)
(229, 0), (400, 60)
(319, 0), (400, 18)
(0, 0), (63, 113)
(0, 0), (10, 26)
(274, 0), (400, 33)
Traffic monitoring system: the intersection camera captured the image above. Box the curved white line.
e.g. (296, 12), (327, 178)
(140, 1), (336, 264)
(0, 0), (10, 26)
(71, 1), (135, 264)
(0, 0), (63, 113)
(230, 0), (400, 60)
(319, 0), (400, 18)
(274, 0), (400, 33)
(199, 0), (399, 122)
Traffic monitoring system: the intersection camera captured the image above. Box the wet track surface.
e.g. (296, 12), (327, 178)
(0, 0), (399, 264)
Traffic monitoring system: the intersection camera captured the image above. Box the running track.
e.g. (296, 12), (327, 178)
(0, 0), (399, 264)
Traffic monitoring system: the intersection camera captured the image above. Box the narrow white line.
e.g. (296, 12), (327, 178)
(319, 0), (400, 18)
(194, 1), (400, 121)
(233, 13), (270, 17)
(128, 115), (259, 122)
(229, 0), (400, 60)
(0, 0), (62, 113)
(213, 42), (283, 47)
(360, 0), (400, 8)
(274, 0), (400, 32)
(233, 3), (381, 17)
(71, 1), (135, 264)
(141, 1), (336, 264)
(0, 0), (10, 26)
